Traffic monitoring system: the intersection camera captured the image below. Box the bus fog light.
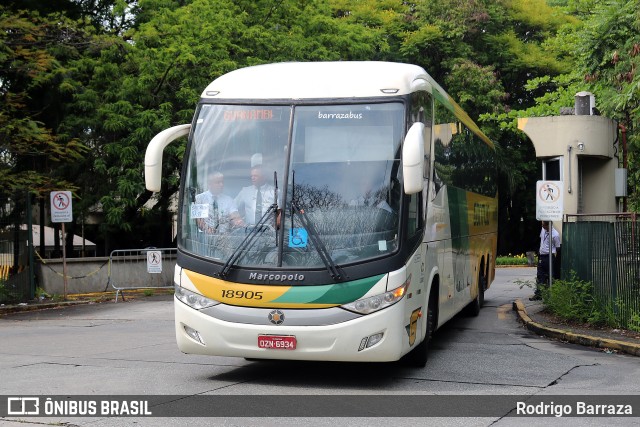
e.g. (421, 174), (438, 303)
(366, 332), (383, 348)
(358, 337), (368, 351)
(184, 325), (205, 345)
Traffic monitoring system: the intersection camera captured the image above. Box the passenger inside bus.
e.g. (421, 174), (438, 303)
(195, 172), (244, 233)
(234, 154), (280, 227)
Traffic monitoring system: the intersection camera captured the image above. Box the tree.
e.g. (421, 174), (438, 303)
(504, 0), (640, 211)
(573, 0), (640, 209)
(0, 8), (90, 196)
(2, 0), (597, 256)
(392, 0), (575, 254)
(58, 0), (395, 249)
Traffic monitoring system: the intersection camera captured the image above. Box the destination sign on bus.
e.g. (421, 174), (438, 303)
(224, 109), (280, 121)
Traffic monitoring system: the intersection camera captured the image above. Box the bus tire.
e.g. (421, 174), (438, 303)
(466, 271), (486, 317)
(402, 294), (436, 368)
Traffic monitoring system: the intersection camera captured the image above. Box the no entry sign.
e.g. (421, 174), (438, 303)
(50, 191), (73, 223)
(535, 181), (563, 221)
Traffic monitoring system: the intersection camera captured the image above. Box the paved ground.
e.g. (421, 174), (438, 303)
(1, 268), (639, 356)
(2, 267), (639, 426)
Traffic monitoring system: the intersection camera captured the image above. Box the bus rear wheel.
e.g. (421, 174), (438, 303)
(466, 271), (486, 317)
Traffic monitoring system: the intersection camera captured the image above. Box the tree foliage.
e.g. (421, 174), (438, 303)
(2, 0), (636, 254)
(0, 8), (93, 195)
(573, 0), (640, 208)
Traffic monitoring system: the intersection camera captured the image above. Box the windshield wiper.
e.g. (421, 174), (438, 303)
(290, 171), (344, 282)
(272, 171), (279, 247)
(219, 172), (279, 278)
(291, 202), (344, 281)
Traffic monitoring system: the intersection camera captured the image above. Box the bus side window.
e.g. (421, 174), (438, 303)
(407, 192), (423, 238)
(411, 91), (433, 208)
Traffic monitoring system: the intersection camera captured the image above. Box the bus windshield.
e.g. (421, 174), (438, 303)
(181, 102), (404, 270)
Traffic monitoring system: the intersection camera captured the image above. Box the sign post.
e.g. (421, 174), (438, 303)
(146, 250), (162, 274)
(536, 181), (563, 287)
(50, 191), (73, 300)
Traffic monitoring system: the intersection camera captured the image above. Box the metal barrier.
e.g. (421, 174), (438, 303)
(563, 213), (639, 327)
(108, 248), (177, 302)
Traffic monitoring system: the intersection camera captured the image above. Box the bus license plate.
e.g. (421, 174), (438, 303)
(258, 335), (296, 350)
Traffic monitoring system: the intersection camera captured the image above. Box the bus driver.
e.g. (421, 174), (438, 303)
(195, 172), (244, 233)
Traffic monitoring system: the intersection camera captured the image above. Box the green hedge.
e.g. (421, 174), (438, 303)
(496, 254), (532, 266)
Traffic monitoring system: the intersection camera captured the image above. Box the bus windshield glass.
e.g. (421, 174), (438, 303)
(181, 102), (403, 270)
(283, 103), (402, 268)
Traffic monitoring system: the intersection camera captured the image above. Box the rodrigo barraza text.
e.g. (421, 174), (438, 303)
(516, 401), (632, 417)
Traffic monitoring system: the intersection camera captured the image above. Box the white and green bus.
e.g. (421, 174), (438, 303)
(145, 61), (498, 366)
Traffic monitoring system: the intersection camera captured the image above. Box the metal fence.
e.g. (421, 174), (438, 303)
(0, 194), (33, 303)
(563, 213), (639, 327)
(108, 248), (177, 301)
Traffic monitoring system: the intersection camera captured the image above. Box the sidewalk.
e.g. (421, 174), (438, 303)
(514, 297), (640, 357)
(0, 288), (174, 315)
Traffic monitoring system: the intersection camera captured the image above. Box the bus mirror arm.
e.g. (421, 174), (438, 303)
(145, 124), (191, 192)
(402, 122), (425, 195)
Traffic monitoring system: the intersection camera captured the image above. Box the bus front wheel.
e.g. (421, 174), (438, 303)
(402, 293), (436, 368)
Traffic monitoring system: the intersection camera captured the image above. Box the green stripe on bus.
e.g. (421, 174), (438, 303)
(448, 186), (469, 247)
(273, 274), (385, 305)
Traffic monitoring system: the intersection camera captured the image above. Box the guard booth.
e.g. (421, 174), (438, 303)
(518, 92), (625, 234)
(518, 93), (638, 327)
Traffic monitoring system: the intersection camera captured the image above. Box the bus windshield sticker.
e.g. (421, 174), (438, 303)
(317, 111), (363, 120)
(191, 203), (209, 219)
(289, 228), (308, 248)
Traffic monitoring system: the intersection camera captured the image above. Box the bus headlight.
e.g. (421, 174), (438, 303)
(341, 283), (407, 315)
(175, 285), (220, 309)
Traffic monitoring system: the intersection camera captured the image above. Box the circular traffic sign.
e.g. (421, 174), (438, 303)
(538, 182), (560, 203)
(52, 192), (71, 210)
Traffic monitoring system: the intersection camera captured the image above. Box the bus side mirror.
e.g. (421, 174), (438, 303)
(402, 122), (425, 195)
(144, 124), (191, 192)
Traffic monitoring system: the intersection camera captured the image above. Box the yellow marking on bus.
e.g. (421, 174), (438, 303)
(408, 308), (421, 346)
(184, 270), (337, 308)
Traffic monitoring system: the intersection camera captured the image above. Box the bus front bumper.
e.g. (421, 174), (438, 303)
(174, 297), (410, 362)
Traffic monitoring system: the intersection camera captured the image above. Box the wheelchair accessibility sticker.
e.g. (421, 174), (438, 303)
(288, 228), (308, 248)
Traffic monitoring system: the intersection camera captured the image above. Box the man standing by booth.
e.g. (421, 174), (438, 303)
(531, 221), (561, 301)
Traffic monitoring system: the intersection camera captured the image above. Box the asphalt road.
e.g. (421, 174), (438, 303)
(1, 267), (639, 426)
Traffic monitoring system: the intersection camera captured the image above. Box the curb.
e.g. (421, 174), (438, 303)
(513, 299), (640, 357)
(0, 300), (94, 315)
(0, 289), (174, 316)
